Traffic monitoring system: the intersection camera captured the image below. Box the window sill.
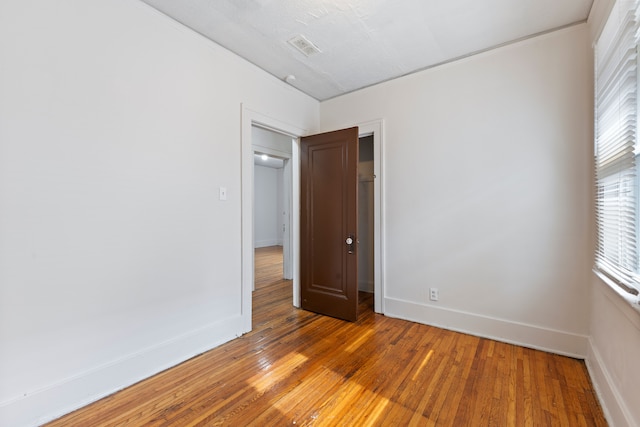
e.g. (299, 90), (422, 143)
(593, 269), (640, 325)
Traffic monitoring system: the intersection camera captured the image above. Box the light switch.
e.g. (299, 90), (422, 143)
(219, 187), (227, 201)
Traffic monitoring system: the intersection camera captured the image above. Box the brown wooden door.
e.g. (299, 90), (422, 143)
(300, 127), (359, 322)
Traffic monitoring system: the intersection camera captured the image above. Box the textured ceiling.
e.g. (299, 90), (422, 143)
(141, 0), (594, 101)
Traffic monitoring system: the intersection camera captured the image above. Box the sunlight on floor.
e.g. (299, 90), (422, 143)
(412, 349), (434, 381)
(249, 352), (309, 393)
(344, 328), (375, 353)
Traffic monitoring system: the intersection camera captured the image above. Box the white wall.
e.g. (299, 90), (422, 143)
(3, 0), (633, 424)
(254, 165), (282, 248)
(321, 24), (593, 357)
(587, 278), (640, 426)
(0, 1), (318, 426)
(585, 1), (640, 425)
(252, 126), (294, 157)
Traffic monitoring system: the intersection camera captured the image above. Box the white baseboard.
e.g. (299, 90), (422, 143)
(0, 315), (246, 427)
(586, 338), (635, 427)
(384, 297), (588, 358)
(358, 279), (374, 292)
(254, 239), (281, 248)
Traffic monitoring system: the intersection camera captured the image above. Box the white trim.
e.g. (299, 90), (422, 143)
(291, 146), (301, 305)
(282, 158), (293, 280)
(586, 337), (635, 427)
(588, 0), (617, 44)
(252, 146), (292, 159)
(0, 316), (244, 427)
(384, 297), (589, 358)
(358, 120), (385, 313)
(254, 239), (282, 248)
(593, 269), (640, 320)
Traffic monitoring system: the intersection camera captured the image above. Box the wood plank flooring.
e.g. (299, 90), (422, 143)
(46, 246), (607, 426)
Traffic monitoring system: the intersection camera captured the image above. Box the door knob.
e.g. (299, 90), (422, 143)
(346, 235), (354, 254)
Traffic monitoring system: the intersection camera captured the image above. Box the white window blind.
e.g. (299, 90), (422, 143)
(595, 0), (640, 294)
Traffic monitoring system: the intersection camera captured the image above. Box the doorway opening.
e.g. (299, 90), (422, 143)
(252, 126), (294, 291)
(240, 105), (384, 331)
(253, 154), (288, 286)
(358, 135), (375, 313)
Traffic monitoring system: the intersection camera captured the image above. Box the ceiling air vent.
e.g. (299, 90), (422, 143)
(288, 35), (322, 57)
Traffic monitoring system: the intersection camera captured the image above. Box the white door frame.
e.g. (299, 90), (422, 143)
(241, 104), (384, 332)
(358, 120), (385, 314)
(282, 158), (293, 280)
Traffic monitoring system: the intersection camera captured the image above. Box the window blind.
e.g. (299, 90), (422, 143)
(595, 0), (640, 291)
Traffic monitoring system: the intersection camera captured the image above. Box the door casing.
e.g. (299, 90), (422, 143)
(241, 104), (384, 332)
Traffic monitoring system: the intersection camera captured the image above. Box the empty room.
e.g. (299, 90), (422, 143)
(1, 0), (639, 426)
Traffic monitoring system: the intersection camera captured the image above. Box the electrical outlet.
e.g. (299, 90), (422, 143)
(429, 288), (439, 301)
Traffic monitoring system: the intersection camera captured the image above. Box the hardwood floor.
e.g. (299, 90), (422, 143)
(47, 246), (607, 426)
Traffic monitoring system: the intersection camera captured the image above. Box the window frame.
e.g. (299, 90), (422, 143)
(594, 0), (640, 301)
